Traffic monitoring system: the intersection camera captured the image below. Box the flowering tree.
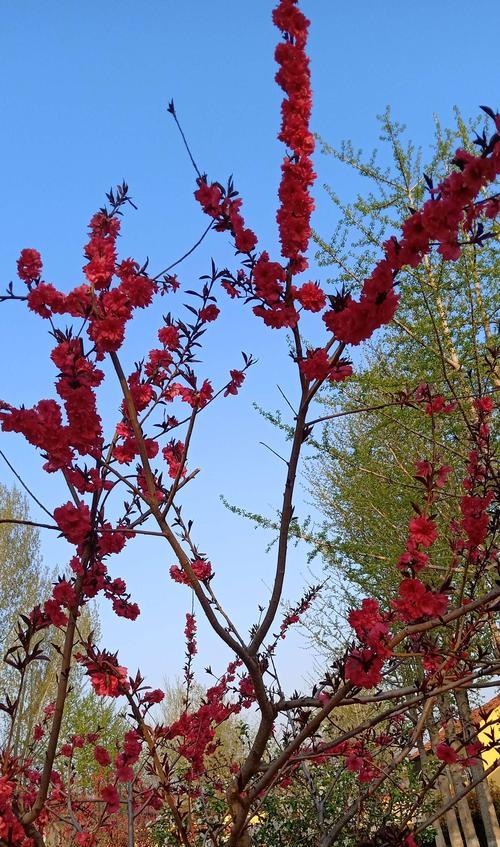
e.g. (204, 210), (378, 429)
(0, 2), (499, 846)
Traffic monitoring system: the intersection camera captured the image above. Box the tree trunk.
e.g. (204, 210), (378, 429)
(446, 761), (481, 847)
(428, 721), (465, 847)
(127, 781), (135, 847)
(437, 698), (481, 847)
(455, 688), (500, 847)
(415, 733), (447, 847)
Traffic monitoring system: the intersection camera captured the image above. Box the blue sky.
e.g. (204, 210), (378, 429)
(0, 1), (499, 695)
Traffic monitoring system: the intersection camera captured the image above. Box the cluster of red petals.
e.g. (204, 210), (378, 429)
(161, 662), (241, 777)
(158, 323), (180, 350)
(59, 732), (86, 758)
(344, 741), (377, 782)
(408, 514), (438, 547)
(299, 347), (352, 383)
(94, 745), (111, 767)
(43, 579), (77, 629)
(184, 612), (197, 660)
(194, 181), (257, 254)
(0, 336), (105, 471)
(324, 135), (500, 346)
(101, 783), (120, 813)
(169, 558), (213, 585)
(392, 578), (448, 623)
(77, 649), (130, 698)
(17, 247), (43, 282)
(274, 0), (315, 271)
(75, 833), (97, 846)
(25, 212), (156, 356)
(253, 252), (285, 304)
(0, 776), (34, 846)
(415, 459), (452, 490)
(224, 369), (245, 397)
(459, 397), (494, 555)
(115, 730), (142, 782)
(52, 339), (104, 457)
(162, 439), (186, 479)
(54, 501), (92, 546)
(348, 599), (389, 649)
(48, 522), (137, 625)
(199, 303), (219, 322)
(238, 674), (256, 707)
(178, 378), (213, 409)
(0, 398), (73, 473)
(143, 688), (165, 705)
(249, 252), (298, 328)
(345, 647), (384, 689)
(460, 493), (493, 548)
(435, 742), (458, 764)
(253, 302), (298, 329)
(397, 459), (452, 576)
(415, 383), (457, 415)
(333, 741), (378, 783)
(293, 281), (326, 312)
(83, 212), (119, 288)
(346, 599), (392, 688)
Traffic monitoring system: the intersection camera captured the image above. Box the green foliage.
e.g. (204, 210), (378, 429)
(62, 688), (127, 790)
(253, 759), (433, 847)
(0, 485), (45, 654)
(306, 108), (498, 619)
(0, 483), (117, 780)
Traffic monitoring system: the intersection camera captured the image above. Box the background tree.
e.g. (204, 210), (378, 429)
(303, 111), (499, 846)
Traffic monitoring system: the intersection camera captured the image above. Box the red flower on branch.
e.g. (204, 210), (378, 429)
(17, 248), (43, 282)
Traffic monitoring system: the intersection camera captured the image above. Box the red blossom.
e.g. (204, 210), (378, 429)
(43, 598), (68, 627)
(179, 379), (213, 409)
(392, 578), (448, 622)
(408, 515), (438, 547)
(460, 493), (492, 547)
(101, 783), (120, 813)
(53, 502), (92, 546)
(33, 724), (44, 742)
(158, 324), (180, 350)
(299, 348), (331, 381)
(199, 304), (220, 322)
(59, 743), (73, 757)
(143, 688), (165, 704)
(17, 248), (43, 282)
(253, 252), (286, 304)
(474, 396), (494, 414)
(293, 281), (326, 312)
(76, 833), (96, 846)
(162, 439), (186, 479)
(78, 650), (130, 698)
(194, 181), (223, 216)
(0, 398), (73, 472)
(111, 597), (140, 620)
(436, 742), (458, 764)
(397, 547), (429, 574)
(170, 559), (212, 585)
(345, 648), (384, 688)
(253, 303), (299, 329)
(224, 369), (245, 397)
(348, 599), (390, 651)
(52, 579), (77, 609)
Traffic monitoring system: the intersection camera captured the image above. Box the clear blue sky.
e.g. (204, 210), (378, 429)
(1, 1), (499, 694)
